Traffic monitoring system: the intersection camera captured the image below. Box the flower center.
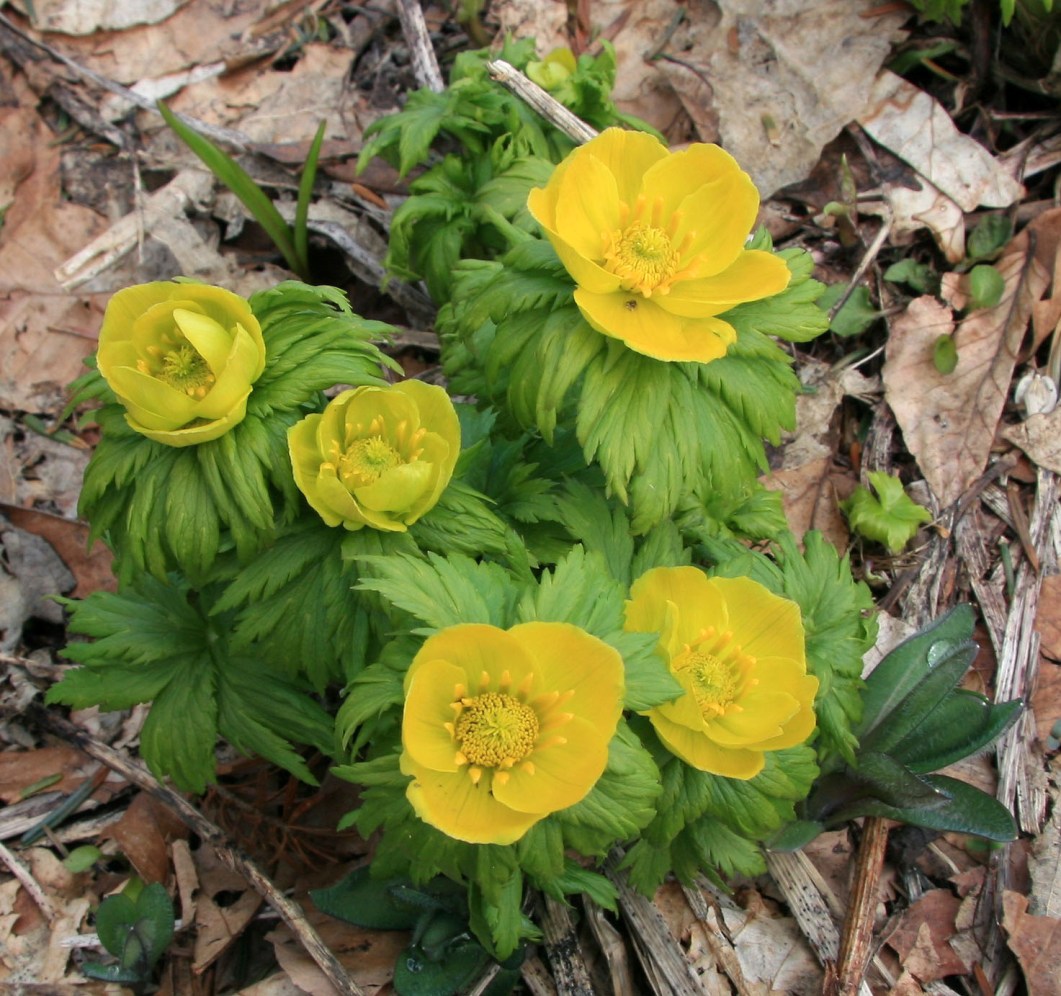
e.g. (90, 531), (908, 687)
(157, 343), (215, 398)
(454, 692), (539, 768)
(339, 436), (403, 486)
(604, 222), (681, 297)
(672, 628), (756, 720)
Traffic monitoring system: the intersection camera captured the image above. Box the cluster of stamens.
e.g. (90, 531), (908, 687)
(445, 669), (575, 788)
(325, 416), (426, 487)
(601, 194), (698, 297)
(673, 626), (758, 721)
(138, 340), (216, 399)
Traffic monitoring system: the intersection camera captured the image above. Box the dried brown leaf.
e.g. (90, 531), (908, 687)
(883, 214), (1060, 505)
(100, 792), (186, 885)
(882, 890), (967, 982)
(1003, 889), (1061, 994)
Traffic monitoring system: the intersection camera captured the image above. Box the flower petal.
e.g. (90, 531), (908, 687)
(641, 142), (748, 222)
(133, 403), (248, 447)
(626, 567), (729, 650)
(104, 365), (200, 429)
(493, 715), (609, 814)
(574, 289), (735, 363)
(354, 460), (434, 513)
(402, 758), (541, 845)
(657, 251), (792, 318)
(649, 712), (764, 778)
(553, 150), (622, 261)
(173, 308), (231, 374)
(711, 577), (806, 666)
(508, 622), (624, 736)
(582, 128), (669, 208)
(751, 678), (819, 750)
(402, 660), (466, 772)
(706, 690), (801, 746)
(405, 625), (535, 695)
(670, 171), (760, 276)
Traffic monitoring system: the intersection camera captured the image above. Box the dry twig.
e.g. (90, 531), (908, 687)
(485, 60), (598, 145)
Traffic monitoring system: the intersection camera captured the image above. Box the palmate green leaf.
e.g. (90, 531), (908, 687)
(842, 471), (932, 552)
(336, 657), (407, 754)
(53, 577), (335, 791)
(671, 815), (768, 883)
(410, 479), (520, 562)
(356, 551), (522, 632)
(516, 545), (624, 635)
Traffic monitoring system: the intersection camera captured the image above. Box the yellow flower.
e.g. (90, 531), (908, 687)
(527, 128), (791, 363)
(288, 380), (459, 532)
(96, 282), (266, 446)
(624, 567), (818, 779)
(400, 622), (624, 845)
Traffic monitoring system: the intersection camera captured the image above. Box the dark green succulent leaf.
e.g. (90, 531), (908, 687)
(857, 604), (975, 741)
(859, 641), (976, 756)
(851, 751), (950, 809)
(393, 939), (490, 996)
(311, 866), (426, 930)
(765, 819), (826, 852)
(830, 775), (1016, 841)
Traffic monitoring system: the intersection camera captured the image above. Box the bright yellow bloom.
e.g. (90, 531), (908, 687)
(288, 380), (459, 532)
(624, 567), (818, 779)
(400, 622), (624, 844)
(96, 282), (266, 446)
(527, 128), (791, 363)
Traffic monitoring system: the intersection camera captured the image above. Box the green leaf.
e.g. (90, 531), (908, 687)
(833, 774), (1016, 841)
(884, 258), (938, 294)
(968, 264), (1005, 310)
(394, 940), (490, 996)
(294, 120), (327, 268)
(410, 479), (517, 560)
(851, 751), (950, 809)
(158, 101), (304, 277)
(967, 214), (1012, 261)
(311, 866), (426, 930)
(95, 894), (138, 958)
(857, 604), (976, 741)
(818, 284), (879, 337)
(356, 551), (521, 631)
(841, 470), (932, 553)
(934, 334), (959, 374)
(63, 845), (103, 873)
(890, 693), (1021, 773)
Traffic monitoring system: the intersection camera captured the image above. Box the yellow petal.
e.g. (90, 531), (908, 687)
(173, 308), (231, 374)
(355, 461), (433, 513)
(105, 365), (201, 429)
(553, 150), (622, 261)
(394, 380), (460, 457)
(706, 690), (801, 746)
(652, 672), (710, 732)
(649, 712), (764, 778)
(657, 251), (792, 318)
(402, 758), (541, 845)
(752, 679), (819, 750)
(402, 659), (466, 772)
(405, 625), (534, 695)
(626, 567), (729, 650)
(493, 715), (609, 814)
(508, 622), (624, 736)
(641, 141), (748, 222)
(580, 128), (669, 208)
(574, 288), (735, 363)
(131, 404), (248, 447)
(711, 577), (806, 666)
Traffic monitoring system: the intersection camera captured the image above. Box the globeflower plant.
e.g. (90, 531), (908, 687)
(288, 379), (460, 532)
(527, 128), (791, 363)
(625, 566), (819, 778)
(400, 622), (624, 845)
(96, 281), (266, 446)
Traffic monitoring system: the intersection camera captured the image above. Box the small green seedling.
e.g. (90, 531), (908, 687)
(158, 102), (325, 281)
(967, 264), (1006, 310)
(883, 258), (939, 295)
(82, 879), (175, 985)
(841, 470), (932, 553)
(818, 283), (880, 337)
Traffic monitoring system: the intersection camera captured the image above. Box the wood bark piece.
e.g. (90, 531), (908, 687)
(26, 703), (366, 996)
(486, 60), (598, 145)
(604, 854), (703, 996)
(394, 0), (444, 93)
(535, 894), (594, 995)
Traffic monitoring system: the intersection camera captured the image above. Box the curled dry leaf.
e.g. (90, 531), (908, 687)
(860, 72), (1024, 212)
(883, 211), (1061, 506)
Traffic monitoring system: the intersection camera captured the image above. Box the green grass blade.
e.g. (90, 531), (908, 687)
(295, 120), (327, 271)
(157, 101), (304, 278)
